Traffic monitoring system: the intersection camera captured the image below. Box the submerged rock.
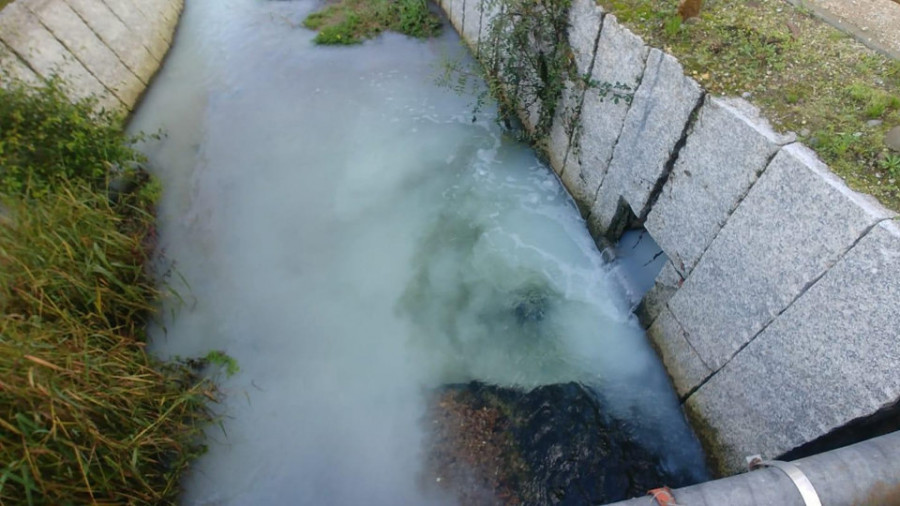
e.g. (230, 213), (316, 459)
(426, 382), (700, 505)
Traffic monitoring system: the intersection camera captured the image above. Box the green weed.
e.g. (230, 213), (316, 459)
(880, 154), (900, 178)
(0, 79), (139, 197)
(0, 80), (217, 504)
(304, 0), (441, 45)
(204, 350), (240, 377)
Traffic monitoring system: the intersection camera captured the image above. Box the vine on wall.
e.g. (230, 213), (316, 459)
(440, 0), (634, 159)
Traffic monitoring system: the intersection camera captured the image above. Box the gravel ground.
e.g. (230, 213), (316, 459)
(787, 0), (900, 59)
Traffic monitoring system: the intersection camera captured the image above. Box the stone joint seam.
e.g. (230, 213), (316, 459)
(584, 39), (652, 223)
(61, 0), (148, 85)
(683, 217), (894, 402)
(634, 90), (705, 234)
(26, 6), (126, 109)
(559, 9), (605, 180)
(96, 0), (161, 65)
(0, 37), (43, 80)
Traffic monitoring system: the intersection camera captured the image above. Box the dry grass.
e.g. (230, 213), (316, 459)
(0, 188), (217, 505)
(1, 81), (217, 505)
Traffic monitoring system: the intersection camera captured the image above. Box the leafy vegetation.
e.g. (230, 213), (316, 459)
(303, 0), (442, 45)
(0, 79), (138, 197)
(598, 0), (900, 210)
(0, 80), (219, 504)
(479, 0), (577, 140)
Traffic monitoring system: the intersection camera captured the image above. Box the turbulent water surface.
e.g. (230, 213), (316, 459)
(129, 0), (707, 503)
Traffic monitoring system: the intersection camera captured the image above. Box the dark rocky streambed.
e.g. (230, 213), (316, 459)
(426, 382), (697, 505)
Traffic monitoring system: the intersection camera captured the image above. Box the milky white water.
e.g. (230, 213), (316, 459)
(129, 0), (707, 503)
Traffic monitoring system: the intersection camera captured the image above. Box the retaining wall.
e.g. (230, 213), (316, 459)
(0, 0), (182, 112)
(440, 0), (900, 475)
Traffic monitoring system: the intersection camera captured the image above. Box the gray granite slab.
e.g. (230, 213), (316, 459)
(449, 0), (465, 33)
(588, 49), (701, 238)
(0, 39), (42, 85)
(462, 0), (481, 47)
(686, 219), (900, 474)
(0, 1), (115, 109)
(566, 15), (647, 213)
(647, 307), (713, 398)
(567, 0), (603, 77)
(668, 143), (896, 371)
(646, 97), (795, 276)
(103, 0), (167, 62)
(64, 0), (158, 84)
(28, 0), (136, 108)
(636, 259), (682, 328)
(614, 50), (702, 218)
(546, 79), (583, 177)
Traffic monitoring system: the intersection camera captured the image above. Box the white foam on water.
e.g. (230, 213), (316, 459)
(129, 1), (706, 504)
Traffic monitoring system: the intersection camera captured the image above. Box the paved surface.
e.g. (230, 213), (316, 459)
(786, 0), (900, 59)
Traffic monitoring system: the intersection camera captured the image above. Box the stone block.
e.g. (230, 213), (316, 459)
(103, 0), (168, 62)
(27, 0), (139, 108)
(546, 79), (583, 177)
(0, 40), (42, 85)
(646, 97), (794, 276)
(0, 2), (114, 107)
(636, 259), (681, 328)
(64, 0), (158, 83)
(462, 0), (481, 49)
(567, 15), (647, 216)
(686, 220), (900, 474)
(668, 143), (896, 372)
(473, 0), (501, 66)
(588, 49), (701, 238)
(567, 0), (603, 77)
(130, 0), (177, 44)
(448, 0), (464, 33)
(647, 307), (712, 399)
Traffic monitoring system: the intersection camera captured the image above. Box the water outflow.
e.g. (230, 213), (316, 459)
(129, 0), (707, 503)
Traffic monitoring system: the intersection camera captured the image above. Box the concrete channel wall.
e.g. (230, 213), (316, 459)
(0, 0), (182, 112)
(439, 0), (900, 475)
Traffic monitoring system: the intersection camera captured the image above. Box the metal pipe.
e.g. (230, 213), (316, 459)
(605, 430), (900, 506)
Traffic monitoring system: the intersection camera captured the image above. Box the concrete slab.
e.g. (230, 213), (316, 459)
(27, 0), (141, 107)
(462, 0), (481, 49)
(646, 97), (794, 276)
(686, 219), (900, 474)
(588, 49), (701, 238)
(647, 307), (713, 398)
(448, 0), (464, 33)
(129, 0), (175, 44)
(668, 143), (896, 371)
(64, 0), (157, 83)
(0, 1), (115, 107)
(565, 15), (647, 214)
(0, 40), (42, 86)
(102, 0), (168, 62)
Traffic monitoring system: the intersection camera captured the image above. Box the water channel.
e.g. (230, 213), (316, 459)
(129, 0), (708, 503)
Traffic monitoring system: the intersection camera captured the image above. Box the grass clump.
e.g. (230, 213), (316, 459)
(0, 80), (218, 504)
(598, 0), (900, 210)
(303, 0), (441, 45)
